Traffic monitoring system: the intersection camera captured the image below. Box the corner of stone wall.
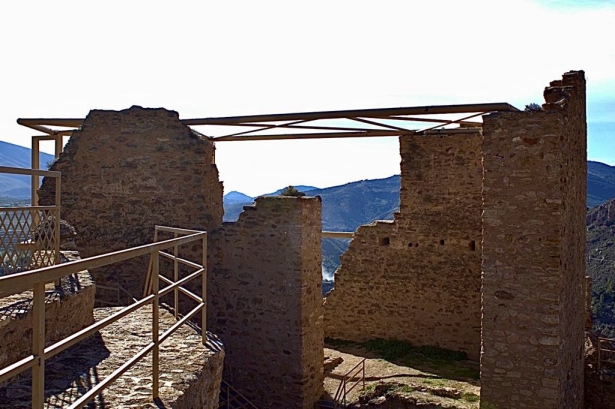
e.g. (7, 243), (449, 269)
(209, 196), (323, 408)
(480, 71), (586, 409)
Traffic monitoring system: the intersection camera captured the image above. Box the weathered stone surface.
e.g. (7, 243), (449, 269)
(324, 132), (482, 360)
(0, 305), (224, 408)
(585, 334), (615, 409)
(0, 251), (95, 370)
(481, 71), (586, 409)
(38, 106), (223, 302)
(587, 197), (615, 226)
(208, 196), (324, 408)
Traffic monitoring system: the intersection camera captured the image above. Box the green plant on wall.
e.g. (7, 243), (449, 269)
(280, 186), (305, 197)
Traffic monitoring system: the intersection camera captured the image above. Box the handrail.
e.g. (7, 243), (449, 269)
(597, 337), (615, 379)
(0, 165), (61, 177)
(333, 358), (366, 408)
(219, 379), (260, 409)
(0, 226), (208, 409)
(143, 225), (208, 327)
(322, 231), (354, 239)
(0, 232), (205, 297)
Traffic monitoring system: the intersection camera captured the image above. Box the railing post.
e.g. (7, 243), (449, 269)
(173, 232), (178, 319)
(362, 359), (365, 392)
(201, 233), (207, 345)
(152, 249), (160, 399)
(598, 339), (603, 380)
(54, 175), (62, 287)
(32, 280), (45, 409)
(54, 134), (63, 160)
(31, 136), (40, 208)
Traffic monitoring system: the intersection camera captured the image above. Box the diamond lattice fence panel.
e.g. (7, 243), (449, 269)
(0, 207), (59, 275)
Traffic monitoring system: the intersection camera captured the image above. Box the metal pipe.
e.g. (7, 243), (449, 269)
(182, 102), (518, 125)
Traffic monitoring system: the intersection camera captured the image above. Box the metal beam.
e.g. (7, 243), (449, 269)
(214, 130), (405, 142)
(182, 103), (517, 126)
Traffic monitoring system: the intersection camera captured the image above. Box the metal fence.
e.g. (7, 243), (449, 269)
(0, 226), (207, 409)
(0, 166), (61, 275)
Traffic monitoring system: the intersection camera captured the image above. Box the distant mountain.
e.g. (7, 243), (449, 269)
(586, 198), (615, 337)
(222, 185), (318, 222)
(222, 162), (615, 282)
(588, 161), (615, 208)
(0, 141), (55, 198)
(224, 191), (253, 205)
(222, 176), (400, 273)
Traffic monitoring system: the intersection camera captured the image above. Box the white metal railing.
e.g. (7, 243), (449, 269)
(0, 225), (207, 409)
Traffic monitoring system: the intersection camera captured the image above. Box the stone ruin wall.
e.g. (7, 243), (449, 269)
(324, 132), (483, 360)
(0, 256), (95, 371)
(37, 107), (325, 409)
(480, 71), (586, 409)
(208, 196), (324, 409)
(39, 106), (223, 301)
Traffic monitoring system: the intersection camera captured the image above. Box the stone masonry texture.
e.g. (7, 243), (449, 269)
(480, 71), (586, 408)
(0, 305), (224, 408)
(38, 106), (223, 302)
(324, 132), (482, 360)
(208, 196), (324, 408)
(0, 252), (95, 371)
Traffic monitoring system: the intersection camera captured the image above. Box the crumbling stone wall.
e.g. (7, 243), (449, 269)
(0, 253), (95, 370)
(39, 106), (223, 301)
(324, 132), (482, 360)
(208, 196), (324, 409)
(481, 71), (586, 409)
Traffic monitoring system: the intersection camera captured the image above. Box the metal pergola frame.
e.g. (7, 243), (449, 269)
(17, 102), (518, 141)
(17, 102), (518, 204)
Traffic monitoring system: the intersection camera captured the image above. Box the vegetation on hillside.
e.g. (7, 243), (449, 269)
(587, 202), (615, 337)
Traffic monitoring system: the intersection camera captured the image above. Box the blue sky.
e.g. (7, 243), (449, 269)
(0, 0), (613, 196)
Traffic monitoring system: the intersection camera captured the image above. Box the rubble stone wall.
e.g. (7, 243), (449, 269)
(39, 106), (223, 302)
(480, 71), (586, 409)
(324, 133), (483, 360)
(0, 258), (95, 370)
(208, 196), (323, 409)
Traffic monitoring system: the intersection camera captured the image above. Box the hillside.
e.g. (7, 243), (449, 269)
(587, 198), (615, 336)
(223, 177), (399, 273)
(223, 161), (615, 280)
(0, 141), (55, 198)
(588, 161), (615, 208)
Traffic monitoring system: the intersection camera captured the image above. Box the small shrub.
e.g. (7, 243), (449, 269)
(524, 103), (542, 112)
(280, 185), (305, 197)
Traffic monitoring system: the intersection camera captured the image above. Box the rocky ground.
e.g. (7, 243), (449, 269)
(323, 342), (480, 408)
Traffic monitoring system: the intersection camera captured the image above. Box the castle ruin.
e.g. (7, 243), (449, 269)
(0, 70), (587, 408)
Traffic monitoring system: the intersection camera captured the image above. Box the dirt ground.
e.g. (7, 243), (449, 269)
(323, 344), (480, 408)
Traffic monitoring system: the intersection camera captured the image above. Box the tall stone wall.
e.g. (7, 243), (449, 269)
(208, 196), (324, 409)
(324, 132), (482, 360)
(39, 106), (223, 300)
(481, 71), (586, 408)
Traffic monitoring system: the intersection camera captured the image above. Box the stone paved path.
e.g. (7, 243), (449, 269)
(0, 306), (224, 409)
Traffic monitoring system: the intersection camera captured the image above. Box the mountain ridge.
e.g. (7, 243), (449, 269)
(0, 141), (55, 198)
